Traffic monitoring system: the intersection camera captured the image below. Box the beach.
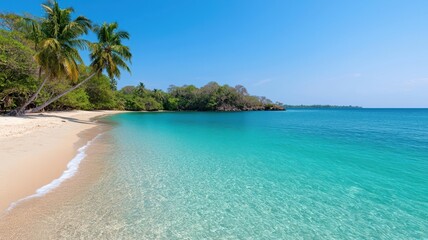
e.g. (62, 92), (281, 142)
(0, 110), (123, 214)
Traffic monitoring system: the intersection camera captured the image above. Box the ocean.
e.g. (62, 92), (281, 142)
(3, 109), (428, 239)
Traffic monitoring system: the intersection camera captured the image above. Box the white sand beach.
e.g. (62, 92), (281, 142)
(0, 110), (124, 213)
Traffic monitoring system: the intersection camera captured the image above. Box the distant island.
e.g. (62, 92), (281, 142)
(284, 105), (362, 109)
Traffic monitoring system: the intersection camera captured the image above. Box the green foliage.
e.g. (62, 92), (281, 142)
(168, 84), (198, 110)
(160, 82), (282, 111)
(116, 87), (141, 111)
(141, 96), (163, 111)
(124, 96), (145, 111)
(165, 97), (179, 110)
(110, 81), (283, 112)
(0, 30), (38, 111)
(35, 0), (91, 82)
(85, 74), (116, 109)
(39, 80), (91, 110)
(52, 87), (91, 110)
(1, 1), (133, 114)
(90, 22), (131, 78)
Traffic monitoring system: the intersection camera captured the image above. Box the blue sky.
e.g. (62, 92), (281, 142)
(1, 0), (428, 107)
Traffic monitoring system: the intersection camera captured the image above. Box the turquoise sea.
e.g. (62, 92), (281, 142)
(5, 109), (428, 239)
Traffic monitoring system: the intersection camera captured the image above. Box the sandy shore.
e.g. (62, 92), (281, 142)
(0, 110), (125, 213)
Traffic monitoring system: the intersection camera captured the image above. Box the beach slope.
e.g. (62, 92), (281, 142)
(0, 110), (122, 213)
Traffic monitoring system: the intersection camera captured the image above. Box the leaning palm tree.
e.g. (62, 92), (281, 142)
(30, 22), (131, 112)
(12, 17), (44, 115)
(13, 0), (91, 115)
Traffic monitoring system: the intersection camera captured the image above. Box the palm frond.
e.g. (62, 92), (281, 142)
(68, 39), (90, 50)
(35, 0), (90, 82)
(90, 22), (132, 79)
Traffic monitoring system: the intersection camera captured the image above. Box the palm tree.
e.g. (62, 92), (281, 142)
(13, 0), (91, 115)
(136, 82), (146, 96)
(11, 18), (44, 115)
(36, 1), (91, 81)
(30, 22), (131, 112)
(153, 89), (165, 103)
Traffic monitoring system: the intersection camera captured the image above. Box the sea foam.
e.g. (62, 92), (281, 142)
(6, 134), (102, 212)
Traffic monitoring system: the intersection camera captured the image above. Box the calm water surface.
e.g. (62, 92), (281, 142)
(7, 109), (428, 239)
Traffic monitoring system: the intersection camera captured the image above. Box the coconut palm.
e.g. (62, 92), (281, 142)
(30, 22), (131, 112)
(36, 1), (91, 81)
(13, 0), (91, 115)
(11, 18), (44, 115)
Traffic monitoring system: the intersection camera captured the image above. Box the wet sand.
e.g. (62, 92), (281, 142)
(0, 111), (124, 214)
(0, 131), (117, 239)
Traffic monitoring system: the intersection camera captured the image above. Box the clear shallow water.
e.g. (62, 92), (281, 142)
(5, 109), (428, 239)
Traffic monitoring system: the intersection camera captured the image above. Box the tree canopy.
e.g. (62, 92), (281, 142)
(0, 1), (283, 114)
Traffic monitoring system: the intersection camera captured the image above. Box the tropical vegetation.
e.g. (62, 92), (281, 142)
(0, 1), (283, 115)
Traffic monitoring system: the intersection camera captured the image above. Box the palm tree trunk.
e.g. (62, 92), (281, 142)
(29, 72), (97, 113)
(12, 75), (48, 116)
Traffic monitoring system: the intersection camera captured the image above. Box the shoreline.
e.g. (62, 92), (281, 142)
(0, 110), (125, 214)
